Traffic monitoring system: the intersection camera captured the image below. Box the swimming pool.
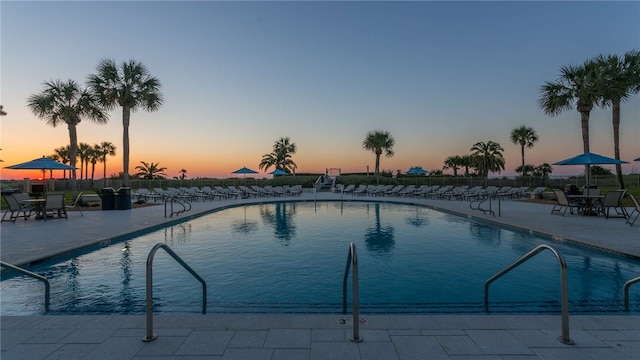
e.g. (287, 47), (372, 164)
(1, 201), (639, 315)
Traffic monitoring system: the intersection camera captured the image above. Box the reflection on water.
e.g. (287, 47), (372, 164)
(364, 203), (395, 256)
(469, 222), (502, 247)
(232, 207), (258, 234)
(120, 241), (135, 309)
(259, 202), (297, 244)
(405, 207), (429, 227)
(163, 223), (192, 245)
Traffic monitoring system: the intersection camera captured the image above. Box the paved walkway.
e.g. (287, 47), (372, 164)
(1, 191), (639, 359)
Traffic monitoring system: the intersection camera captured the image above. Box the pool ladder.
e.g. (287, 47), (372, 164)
(624, 276), (640, 311)
(164, 196), (192, 217)
(143, 243), (206, 342)
(342, 242), (362, 343)
(484, 244), (573, 345)
(469, 193), (500, 216)
(0, 261), (50, 311)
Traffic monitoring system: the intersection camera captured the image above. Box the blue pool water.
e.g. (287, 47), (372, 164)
(1, 201), (639, 315)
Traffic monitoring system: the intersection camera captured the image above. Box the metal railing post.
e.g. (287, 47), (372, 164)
(342, 242), (362, 343)
(484, 244), (573, 345)
(0, 261), (50, 311)
(623, 276), (640, 311)
(143, 243), (207, 342)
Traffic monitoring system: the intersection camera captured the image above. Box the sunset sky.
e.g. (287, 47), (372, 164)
(1, 1), (639, 180)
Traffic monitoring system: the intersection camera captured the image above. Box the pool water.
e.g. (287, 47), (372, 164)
(1, 201), (639, 315)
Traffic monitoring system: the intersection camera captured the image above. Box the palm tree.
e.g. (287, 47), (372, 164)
(593, 50), (640, 189)
(88, 146), (99, 186)
(539, 59), (601, 181)
(258, 137), (298, 174)
(443, 155), (463, 177)
(96, 141), (116, 185)
(460, 154), (473, 177)
(470, 141), (505, 185)
(27, 80), (107, 196)
(135, 161), (167, 180)
(510, 126), (539, 176)
(77, 142), (92, 181)
(179, 169), (188, 180)
(88, 59), (163, 186)
(362, 130), (395, 180)
(53, 145), (70, 179)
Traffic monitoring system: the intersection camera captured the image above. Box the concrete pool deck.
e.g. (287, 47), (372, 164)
(1, 191), (639, 359)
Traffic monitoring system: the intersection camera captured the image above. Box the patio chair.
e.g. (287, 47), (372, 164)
(1, 194), (33, 222)
(625, 193), (640, 227)
(550, 189), (580, 216)
(44, 193), (67, 220)
(596, 190), (627, 219)
(65, 192), (85, 216)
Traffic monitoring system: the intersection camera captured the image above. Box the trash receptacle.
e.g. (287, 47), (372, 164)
(101, 187), (115, 210)
(116, 187), (132, 210)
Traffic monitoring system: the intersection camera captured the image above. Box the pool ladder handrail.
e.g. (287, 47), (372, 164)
(164, 196), (192, 218)
(484, 244), (573, 345)
(624, 275), (640, 311)
(342, 242), (363, 343)
(0, 261), (50, 311)
(469, 193), (500, 216)
(143, 243), (207, 342)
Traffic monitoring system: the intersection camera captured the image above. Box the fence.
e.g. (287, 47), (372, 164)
(1, 174), (639, 193)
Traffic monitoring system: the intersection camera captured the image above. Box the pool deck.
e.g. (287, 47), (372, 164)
(1, 191), (639, 359)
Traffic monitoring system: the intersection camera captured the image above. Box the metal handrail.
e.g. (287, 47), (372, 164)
(342, 242), (362, 343)
(143, 243), (207, 342)
(0, 261), (50, 311)
(484, 244), (573, 345)
(164, 196), (192, 218)
(623, 275), (640, 311)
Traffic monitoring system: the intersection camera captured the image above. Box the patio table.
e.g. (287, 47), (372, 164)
(22, 199), (46, 220)
(567, 194), (604, 216)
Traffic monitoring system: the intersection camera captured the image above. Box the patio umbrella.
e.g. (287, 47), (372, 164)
(406, 167), (428, 175)
(634, 157), (640, 161)
(269, 169), (289, 176)
(5, 156), (76, 193)
(552, 152), (628, 188)
(232, 166), (258, 185)
(552, 152), (628, 166)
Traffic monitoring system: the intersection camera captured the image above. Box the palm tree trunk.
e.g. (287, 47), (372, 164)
(521, 145), (526, 176)
(122, 106), (131, 186)
(612, 101), (625, 189)
(103, 158), (108, 187)
(579, 109), (591, 186)
(67, 124), (78, 197)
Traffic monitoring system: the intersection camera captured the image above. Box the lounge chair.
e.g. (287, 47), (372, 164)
(597, 190), (627, 219)
(1, 194), (33, 222)
(550, 189), (580, 216)
(65, 192), (85, 216)
(44, 193), (67, 220)
(625, 193), (640, 226)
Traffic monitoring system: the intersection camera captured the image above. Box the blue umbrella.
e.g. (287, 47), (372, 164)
(634, 157), (640, 161)
(5, 156), (76, 171)
(269, 169), (289, 176)
(232, 166), (258, 175)
(406, 167), (428, 175)
(552, 152), (628, 166)
(553, 152), (629, 189)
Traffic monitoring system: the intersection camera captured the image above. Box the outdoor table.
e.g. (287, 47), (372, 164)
(22, 199), (46, 220)
(567, 194), (604, 216)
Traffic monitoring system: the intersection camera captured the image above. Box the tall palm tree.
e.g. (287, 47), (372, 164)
(134, 161), (167, 180)
(27, 80), (107, 196)
(539, 59), (601, 181)
(510, 126), (539, 176)
(77, 142), (92, 181)
(460, 154), (473, 177)
(53, 145), (70, 179)
(593, 50), (640, 189)
(88, 59), (163, 186)
(259, 137), (298, 174)
(96, 141), (116, 185)
(362, 130), (395, 180)
(470, 141), (505, 185)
